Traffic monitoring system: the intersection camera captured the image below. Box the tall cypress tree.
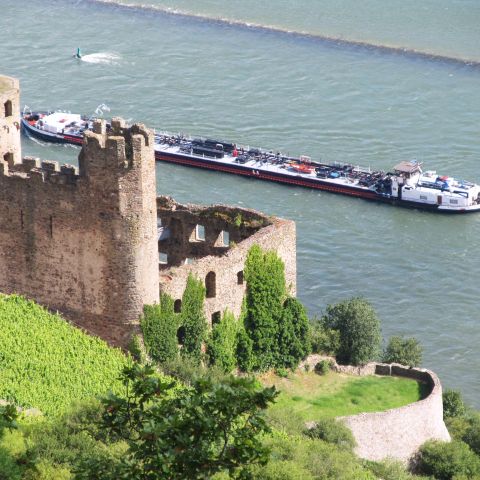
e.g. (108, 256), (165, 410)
(181, 273), (207, 364)
(244, 245), (286, 370)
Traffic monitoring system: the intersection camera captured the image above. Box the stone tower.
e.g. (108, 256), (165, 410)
(0, 76), (159, 346)
(0, 76), (21, 165)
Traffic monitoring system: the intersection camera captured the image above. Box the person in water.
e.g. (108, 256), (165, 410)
(74, 47), (82, 59)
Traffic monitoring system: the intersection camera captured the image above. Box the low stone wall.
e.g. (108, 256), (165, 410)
(339, 363), (450, 463)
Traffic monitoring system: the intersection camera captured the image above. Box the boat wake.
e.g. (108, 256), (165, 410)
(80, 52), (122, 65)
(82, 0), (480, 68)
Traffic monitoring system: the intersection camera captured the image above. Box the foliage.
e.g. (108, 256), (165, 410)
(443, 389), (467, 419)
(207, 310), (238, 373)
(0, 294), (128, 415)
(180, 274), (207, 364)
(276, 297), (311, 369)
(383, 336), (423, 367)
(416, 440), (480, 480)
(309, 318), (341, 356)
(77, 363), (277, 480)
(321, 297), (381, 366)
(236, 327), (255, 373)
(0, 404), (18, 438)
(142, 293), (179, 364)
(247, 433), (376, 480)
(364, 458), (422, 479)
(244, 244), (286, 370)
(304, 418), (356, 451)
(462, 413), (480, 455)
(314, 359), (332, 376)
(127, 334), (147, 364)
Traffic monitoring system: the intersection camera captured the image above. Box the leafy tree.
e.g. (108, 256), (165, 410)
(416, 440), (480, 480)
(309, 317), (341, 356)
(443, 389), (467, 419)
(276, 297), (311, 369)
(322, 298), (381, 366)
(383, 336), (423, 367)
(462, 413), (480, 455)
(77, 363), (277, 480)
(244, 245), (286, 370)
(207, 310), (238, 373)
(181, 274), (207, 364)
(141, 293), (179, 364)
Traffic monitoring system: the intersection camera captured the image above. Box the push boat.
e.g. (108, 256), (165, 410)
(21, 111), (480, 213)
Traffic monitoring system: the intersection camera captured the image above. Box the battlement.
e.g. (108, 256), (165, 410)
(79, 118), (153, 176)
(0, 156), (79, 185)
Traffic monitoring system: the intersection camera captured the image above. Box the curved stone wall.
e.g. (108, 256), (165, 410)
(339, 363), (450, 462)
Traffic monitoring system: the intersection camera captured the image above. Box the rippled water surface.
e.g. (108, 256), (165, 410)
(1, 0), (479, 405)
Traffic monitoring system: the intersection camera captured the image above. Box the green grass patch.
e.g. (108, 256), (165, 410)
(0, 294), (129, 415)
(263, 370), (427, 427)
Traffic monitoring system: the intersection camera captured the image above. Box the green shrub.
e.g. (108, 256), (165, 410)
(304, 418), (356, 451)
(364, 458), (419, 479)
(236, 327), (255, 372)
(416, 440), (480, 480)
(275, 367), (289, 378)
(276, 297), (311, 369)
(443, 390), (467, 419)
(314, 360), (332, 376)
(126, 334), (146, 364)
(0, 295), (128, 416)
(181, 274), (207, 364)
(383, 336), (423, 367)
(142, 294), (179, 364)
(462, 413), (480, 455)
(322, 297), (381, 366)
(309, 320), (341, 356)
(248, 460), (315, 479)
(207, 310), (238, 373)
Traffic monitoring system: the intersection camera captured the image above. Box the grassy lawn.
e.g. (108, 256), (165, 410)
(262, 370), (428, 428)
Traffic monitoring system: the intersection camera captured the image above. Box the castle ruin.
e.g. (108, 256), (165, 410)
(0, 74), (296, 346)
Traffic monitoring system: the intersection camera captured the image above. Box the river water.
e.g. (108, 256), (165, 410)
(1, 0), (479, 406)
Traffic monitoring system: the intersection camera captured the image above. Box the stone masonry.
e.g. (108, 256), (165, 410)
(0, 74), (297, 345)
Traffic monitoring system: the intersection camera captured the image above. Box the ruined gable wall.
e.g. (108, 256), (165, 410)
(157, 197), (296, 323)
(0, 76), (21, 165)
(0, 105), (159, 345)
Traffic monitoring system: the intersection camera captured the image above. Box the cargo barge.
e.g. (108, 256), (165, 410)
(21, 111), (480, 213)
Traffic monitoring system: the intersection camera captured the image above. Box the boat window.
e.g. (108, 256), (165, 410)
(450, 199), (458, 205)
(4, 100), (12, 118)
(420, 195), (427, 200)
(196, 224), (206, 241)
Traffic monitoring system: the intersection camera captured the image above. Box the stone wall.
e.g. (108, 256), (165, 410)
(157, 197), (296, 324)
(0, 75), (21, 165)
(0, 86), (159, 346)
(339, 363), (450, 463)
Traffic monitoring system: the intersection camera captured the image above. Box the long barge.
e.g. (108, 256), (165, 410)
(21, 111), (480, 213)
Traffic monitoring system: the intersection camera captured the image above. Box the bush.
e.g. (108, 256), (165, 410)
(309, 320), (341, 356)
(462, 413), (480, 455)
(416, 440), (480, 480)
(141, 294), (179, 364)
(276, 297), (312, 369)
(181, 274), (207, 364)
(443, 390), (467, 419)
(126, 334), (146, 364)
(304, 418), (356, 451)
(383, 336), (423, 367)
(364, 458), (419, 479)
(207, 310), (238, 373)
(236, 327), (255, 372)
(314, 360), (332, 376)
(275, 367), (289, 378)
(322, 298), (381, 366)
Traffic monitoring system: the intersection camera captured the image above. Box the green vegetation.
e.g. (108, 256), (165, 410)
(141, 293), (179, 364)
(207, 310), (238, 373)
(263, 371), (425, 425)
(443, 389), (467, 419)
(304, 418), (356, 451)
(383, 336), (423, 367)
(243, 245), (311, 371)
(78, 364), (277, 480)
(181, 274), (208, 364)
(0, 295), (128, 415)
(321, 298), (381, 366)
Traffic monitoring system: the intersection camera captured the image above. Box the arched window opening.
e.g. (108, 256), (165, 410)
(237, 271), (244, 285)
(212, 311), (221, 326)
(174, 299), (182, 313)
(205, 271), (216, 298)
(177, 326), (186, 346)
(4, 100), (12, 118)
